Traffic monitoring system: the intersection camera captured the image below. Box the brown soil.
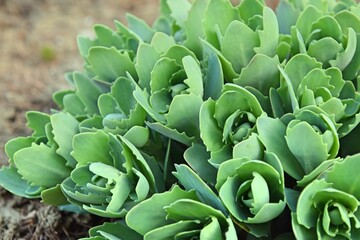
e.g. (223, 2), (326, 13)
(0, 0), (158, 239)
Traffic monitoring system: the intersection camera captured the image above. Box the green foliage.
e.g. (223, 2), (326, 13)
(2, 0), (360, 239)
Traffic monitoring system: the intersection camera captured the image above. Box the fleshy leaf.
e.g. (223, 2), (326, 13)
(327, 154), (360, 199)
(220, 20), (259, 73)
(234, 54), (280, 96)
(87, 47), (136, 83)
(257, 116), (304, 180)
(173, 164), (227, 214)
(26, 111), (50, 138)
(72, 131), (112, 166)
(126, 185), (198, 235)
(15, 143), (71, 188)
(51, 112), (79, 168)
(0, 165), (39, 198)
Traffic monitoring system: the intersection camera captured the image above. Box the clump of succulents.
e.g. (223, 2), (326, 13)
(2, 0), (360, 239)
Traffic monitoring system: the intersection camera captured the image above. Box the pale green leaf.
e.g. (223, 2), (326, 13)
(72, 131), (112, 166)
(220, 20), (259, 73)
(254, 7), (279, 57)
(88, 47), (136, 82)
(234, 54), (280, 96)
(126, 185), (198, 235)
(15, 143), (71, 188)
(0, 165), (39, 198)
(126, 13), (155, 42)
(51, 112), (79, 168)
(257, 116), (304, 180)
(26, 111), (50, 138)
(174, 164), (227, 214)
(203, 0), (239, 48)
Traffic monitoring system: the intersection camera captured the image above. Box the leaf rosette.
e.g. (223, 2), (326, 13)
(126, 185), (237, 240)
(216, 152), (286, 238)
(292, 154), (360, 239)
(0, 112), (80, 205)
(273, 54), (360, 137)
(258, 109), (339, 181)
(134, 33), (204, 145)
(61, 131), (164, 218)
(200, 83), (266, 166)
(288, 4), (360, 81)
(77, 75), (149, 147)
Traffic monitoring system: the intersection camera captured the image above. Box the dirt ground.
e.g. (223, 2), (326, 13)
(0, 0), (158, 239)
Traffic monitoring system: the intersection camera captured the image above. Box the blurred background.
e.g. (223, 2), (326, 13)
(0, 0), (159, 165)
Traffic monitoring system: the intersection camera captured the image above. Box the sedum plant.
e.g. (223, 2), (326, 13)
(2, 0), (360, 239)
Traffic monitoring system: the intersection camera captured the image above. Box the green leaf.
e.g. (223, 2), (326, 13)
(144, 220), (201, 240)
(51, 112), (79, 168)
(62, 93), (87, 116)
(165, 199), (227, 227)
(327, 154), (360, 199)
(136, 43), (161, 90)
(123, 126), (149, 148)
(254, 7), (279, 57)
(214, 84), (264, 127)
(173, 164), (227, 214)
(183, 0), (207, 58)
(150, 32), (176, 53)
(285, 188), (300, 212)
(77, 24), (124, 58)
(329, 28), (357, 70)
(150, 57), (180, 93)
(167, 0), (191, 28)
(120, 136), (156, 190)
(41, 184), (68, 206)
(107, 174), (132, 212)
(220, 20), (259, 73)
(87, 221), (142, 240)
(182, 55), (203, 97)
(307, 38), (343, 67)
(73, 72), (102, 114)
(203, 48), (224, 100)
(184, 143), (217, 185)
(232, 133), (264, 160)
(14, 143), (71, 188)
(26, 111), (50, 138)
(4, 137), (35, 165)
(146, 122), (194, 146)
(72, 131), (112, 166)
(234, 54), (280, 96)
(126, 13), (155, 42)
(87, 47), (136, 82)
(311, 15), (342, 41)
(203, 0), (239, 48)
(285, 121), (330, 174)
(126, 185), (198, 235)
(295, 5), (322, 40)
(200, 39), (238, 82)
(238, 0), (264, 24)
(111, 77), (137, 115)
(283, 54), (322, 94)
(200, 99), (224, 152)
(166, 94), (203, 140)
(276, 0), (299, 34)
(0, 165), (39, 198)
(199, 216), (223, 240)
(257, 116), (304, 180)
(295, 179), (331, 228)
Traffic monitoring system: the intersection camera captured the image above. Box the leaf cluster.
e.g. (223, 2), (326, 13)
(2, 0), (360, 239)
